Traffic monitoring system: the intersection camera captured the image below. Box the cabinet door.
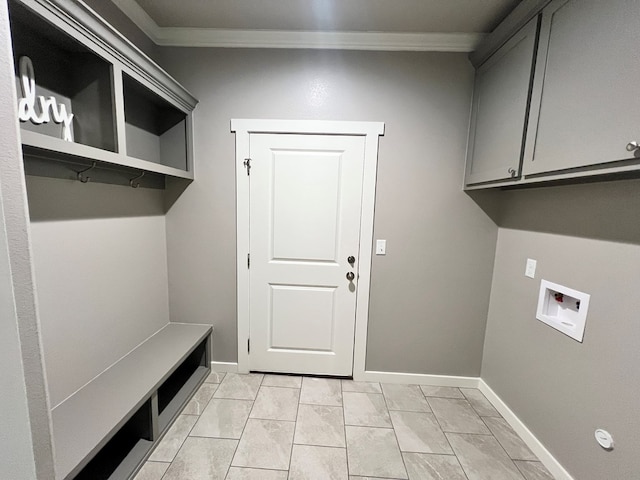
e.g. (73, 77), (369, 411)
(524, 0), (640, 176)
(465, 17), (539, 186)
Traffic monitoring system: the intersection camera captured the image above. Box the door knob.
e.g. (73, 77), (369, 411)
(626, 141), (639, 152)
(348, 256), (356, 264)
(346, 272), (355, 281)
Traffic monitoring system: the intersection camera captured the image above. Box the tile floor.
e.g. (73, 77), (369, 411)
(134, 373), (555, 480)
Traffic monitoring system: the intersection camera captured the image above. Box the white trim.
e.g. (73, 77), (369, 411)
(210, 361), (239, 373)
(358, 370), (481, 388)
(109, 1), (483, 52)
(232, 119), (384, 378)
(479, 379), (574, 480)
(234, 122), (251, 375)
(231, 119), (385, 137)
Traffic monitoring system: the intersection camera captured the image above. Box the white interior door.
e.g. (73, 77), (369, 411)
(248, 133), (365, 376)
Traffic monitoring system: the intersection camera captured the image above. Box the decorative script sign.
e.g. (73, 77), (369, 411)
(17, 56), (74, 142)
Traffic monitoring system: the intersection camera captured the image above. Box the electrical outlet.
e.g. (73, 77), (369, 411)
(525, 258), (537, 278)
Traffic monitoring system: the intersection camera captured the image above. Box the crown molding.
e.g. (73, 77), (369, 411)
(154, 29), (484, 51)
(110, 0), (162, 39)
(111, 0), (484, 52)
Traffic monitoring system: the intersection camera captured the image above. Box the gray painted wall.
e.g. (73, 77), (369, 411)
(0, 179), (37, 480)
(482, 179), (640, 479)
(26, 176), (171, 407)
(0, 2), (37, 473)
(0, 1), (54, 477)
(0, 199), (36, 480)
(158, 48), (498, 375)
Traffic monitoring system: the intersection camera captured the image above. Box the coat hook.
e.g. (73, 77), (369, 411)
(76, 161), (96, 183)
(129, 171), (145, 188)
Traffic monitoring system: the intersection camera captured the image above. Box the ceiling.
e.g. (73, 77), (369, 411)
(130, 0), (519, 33)
(111, 0), (522, 51)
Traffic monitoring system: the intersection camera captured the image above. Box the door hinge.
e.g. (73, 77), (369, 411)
(243, 158), (251, 175)
(247, 338), (250, 353)
(247, 253), (250, 268)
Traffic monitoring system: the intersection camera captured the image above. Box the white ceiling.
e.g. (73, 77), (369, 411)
(130, 0), (520, 33)
(111, 0), (522, 51)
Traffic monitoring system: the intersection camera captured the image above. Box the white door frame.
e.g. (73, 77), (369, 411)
(232, 119), (384, 379)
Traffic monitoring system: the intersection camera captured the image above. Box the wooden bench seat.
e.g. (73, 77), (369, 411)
(51, 323), (212, 479)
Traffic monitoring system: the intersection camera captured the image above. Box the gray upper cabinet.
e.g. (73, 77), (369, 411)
(524, 0), (640, 176)
(9, 0), (198, 185)
(465, 17), (539, 186)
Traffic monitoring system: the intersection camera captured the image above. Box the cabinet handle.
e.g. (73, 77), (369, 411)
(626, 141), (639, 152)
(507, 167), (517, 178)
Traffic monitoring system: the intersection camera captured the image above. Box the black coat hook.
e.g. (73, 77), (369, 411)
(129, 171), (145, 188)
(76, 161), (96, 183)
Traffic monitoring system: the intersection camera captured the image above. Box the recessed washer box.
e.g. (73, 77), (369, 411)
(536, 280), (590, 342)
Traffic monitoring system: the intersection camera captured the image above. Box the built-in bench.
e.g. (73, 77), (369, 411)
(51, 323), (212, 480)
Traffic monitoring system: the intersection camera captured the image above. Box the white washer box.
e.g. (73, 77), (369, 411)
(536, 280), (590, 342)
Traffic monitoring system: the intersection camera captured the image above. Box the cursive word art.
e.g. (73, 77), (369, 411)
(18, 56), (74, 142)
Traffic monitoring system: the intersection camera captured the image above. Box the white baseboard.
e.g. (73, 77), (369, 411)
(478, 379), (573, 480)
(210, 361), (238, 373)
(358, 370), (481, 388)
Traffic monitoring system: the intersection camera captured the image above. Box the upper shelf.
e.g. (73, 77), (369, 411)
(8, 0), (198, 184)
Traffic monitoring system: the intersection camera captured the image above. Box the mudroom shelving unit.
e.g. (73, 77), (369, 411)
(7, 1), (209, 479)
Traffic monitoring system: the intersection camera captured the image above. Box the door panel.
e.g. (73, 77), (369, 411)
(249, 133), (365, 376)
(271, 152), (341, 262)
(270, 285), (336, 351)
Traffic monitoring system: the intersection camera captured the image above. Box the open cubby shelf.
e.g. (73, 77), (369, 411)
(51, 323), (212, 480)
(157, 340), (209, 430)
(123, 73), (188, 171)
(73, 402), (153, 480)
(8, 0), (197, 185)
(10, 1), (116, 152)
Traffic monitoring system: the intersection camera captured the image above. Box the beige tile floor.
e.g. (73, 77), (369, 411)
(134, 373), (555, 480)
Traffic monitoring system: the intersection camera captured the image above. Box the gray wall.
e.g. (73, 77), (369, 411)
(0, 2), (37, 473)
(0, 1), (54, 477)
(0, 179), (37, 480)
(482, 179), (640, 479)
(26, 176), (171, 407)
(158, 48), (498, 376)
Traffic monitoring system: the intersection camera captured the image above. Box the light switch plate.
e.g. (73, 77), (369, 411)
(376, 239), (386, 255)
(525, 258), (537, 278)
